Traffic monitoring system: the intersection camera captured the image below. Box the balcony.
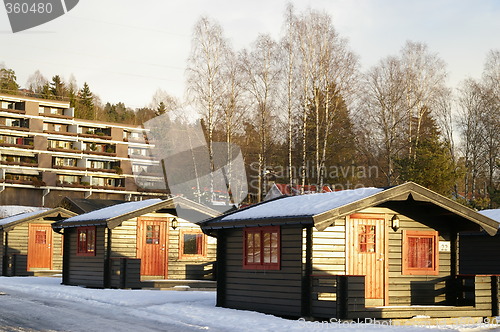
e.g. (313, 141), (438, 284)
(0, 160), (38, 167)
(79, 132), (112, 140)
(0, 137), (34, 149)
(0, 107), (25, 115)
(48, 147), (83, 153)
(43, 130), (78, 137)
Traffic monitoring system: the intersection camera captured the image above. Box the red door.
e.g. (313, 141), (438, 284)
(27, 224), (53, 270)
(348, 214), (387, 306)
(137, 218), (167, 277)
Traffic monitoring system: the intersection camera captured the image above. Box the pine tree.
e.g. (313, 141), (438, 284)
(396, 108), (459, 195)
(0, 68), (20, 94)
(76, 82), (94, 120)
(50, 75), (67, 99)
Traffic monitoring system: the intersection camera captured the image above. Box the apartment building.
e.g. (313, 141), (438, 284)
(0, 93), (165, 207)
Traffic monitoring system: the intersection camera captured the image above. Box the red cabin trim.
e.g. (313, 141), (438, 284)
(243, 226), (280, 270)
(76, 226), (96, 256)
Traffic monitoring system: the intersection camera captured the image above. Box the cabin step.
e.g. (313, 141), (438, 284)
(30, 270), (62, 277)
(141, 279), (217, 290)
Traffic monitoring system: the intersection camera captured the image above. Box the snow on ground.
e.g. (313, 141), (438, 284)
(0, 277), (498, 332)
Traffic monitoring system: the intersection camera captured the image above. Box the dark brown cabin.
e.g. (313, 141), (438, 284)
(459, 209), (500, 275)
(201, 182), (500, 320)
(0, 207), (76, 276)
(52, 197), (220, 288)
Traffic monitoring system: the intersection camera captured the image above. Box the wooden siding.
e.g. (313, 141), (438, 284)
(65, 227), (106, 288)
(387, 215), (452, 305)
(311, 221), (346, 275)
(0, 219), (63, 276)
(308, 206), (458, 307)
(222, 226), (303, 317)
(346, 275), (493, 319)
(110, 212), (216, 280)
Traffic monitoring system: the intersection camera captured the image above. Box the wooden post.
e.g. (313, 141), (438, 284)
(2, 231), (9, 276)
(492, 276), (499, 317)
(449, 230), (458, 305)
(103, 228), (112, 288)
(215, 231), (226, 307)
(62, 230), (70, 284)
(301, 226), (313, 318)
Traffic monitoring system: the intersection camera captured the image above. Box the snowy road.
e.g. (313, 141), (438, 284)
(1, 277), (500, 332)
(0, 287), (209, 332)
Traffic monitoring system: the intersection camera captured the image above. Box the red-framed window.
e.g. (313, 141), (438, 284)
(179, 230), (206, 258)
(77, 226), (96, 256)
(243, 226), (280, 270)
(402, 230), (439, 275)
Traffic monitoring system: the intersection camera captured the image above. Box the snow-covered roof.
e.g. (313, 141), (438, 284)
(479, 209), (500, 225)
(202, 182), (500, 235)
(0, 208), (50, 226)
(54, 197), (221, 229)
(0, 205), (44, 218)
(222, 187), (383, 222)
(62, 199), (163, 224)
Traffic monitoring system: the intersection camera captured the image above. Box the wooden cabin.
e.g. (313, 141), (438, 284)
(0, 207), (76, 276)
(200, 182), (500, 320)
(52, 197), (220, 289)
(460, 209), (500, 274)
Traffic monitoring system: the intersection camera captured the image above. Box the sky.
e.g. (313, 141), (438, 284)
(0, 0), (499, 109)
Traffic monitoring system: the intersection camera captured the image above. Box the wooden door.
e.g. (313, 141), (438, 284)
(137, 218), (167, 277)
(348, 215), (386, 306)
(27, 224), (53, 270)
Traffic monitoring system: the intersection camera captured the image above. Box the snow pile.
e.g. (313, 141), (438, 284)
(479, 209), (500, 225)
(221, 187), (384, 221)
(0, 277), (486, 331)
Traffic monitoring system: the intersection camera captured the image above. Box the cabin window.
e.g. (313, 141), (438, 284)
(35, 230), (47, 244)
(402, 230), (438, 275)
(180, 230), (205, 258)
(358, 225), (376, 253)
(77, 226), (96, 256)
(243, 226), (280, 270)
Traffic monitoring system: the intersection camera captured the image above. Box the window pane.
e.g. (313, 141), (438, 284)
(87, 229), (95, 252)
(408, 237), (433, 268)
(35, 230), (46, 244)
(246, 233), (254, 263)
(254, 233), (261, 263)
(146, 225), (159, 244)
(183, 234), (200, 255)
(271, 232), (278, 263)
(359, 225), (376, 253)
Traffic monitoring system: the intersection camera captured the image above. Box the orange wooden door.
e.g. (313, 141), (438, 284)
(27, 224), (53, 270)
(137, 218), (167, 277)
(348, 215), (386, 306)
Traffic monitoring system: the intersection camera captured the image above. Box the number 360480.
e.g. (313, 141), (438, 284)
(5, 2), (53, 14)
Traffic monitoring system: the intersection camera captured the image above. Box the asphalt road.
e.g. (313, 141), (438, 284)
(0, 289), (208, 332)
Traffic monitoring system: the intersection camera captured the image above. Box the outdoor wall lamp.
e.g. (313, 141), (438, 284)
(171, 217), (179, 230)
(391, 214), (400, 232)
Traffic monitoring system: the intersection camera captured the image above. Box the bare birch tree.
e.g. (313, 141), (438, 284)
(240, 34), (282, 201)
(186, 17), (228, 200)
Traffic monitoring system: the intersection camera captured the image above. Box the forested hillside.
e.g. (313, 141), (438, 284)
(1, 6), (498, 208)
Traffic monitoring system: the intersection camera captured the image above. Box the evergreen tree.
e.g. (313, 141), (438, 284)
(396, 108), (459, 195)
(0, 68), (20, 93)
(156, 101), (167, 116)
(50, 75), (67, 99)
(76, 82), (95, 120)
